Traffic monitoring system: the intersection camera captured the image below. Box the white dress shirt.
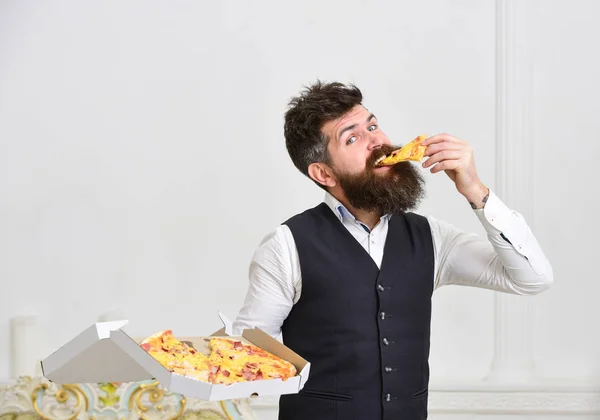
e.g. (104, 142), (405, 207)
(232, 189), (553, 337)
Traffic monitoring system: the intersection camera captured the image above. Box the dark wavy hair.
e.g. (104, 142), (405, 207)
(284, 81), (363, 183)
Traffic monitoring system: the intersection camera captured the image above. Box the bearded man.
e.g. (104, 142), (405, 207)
(232, 81), (553, 420)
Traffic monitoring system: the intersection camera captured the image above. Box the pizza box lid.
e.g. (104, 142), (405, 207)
(40, 313), (311, 401)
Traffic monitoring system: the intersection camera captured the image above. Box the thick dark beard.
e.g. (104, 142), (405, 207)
(334, 144), (426, 215)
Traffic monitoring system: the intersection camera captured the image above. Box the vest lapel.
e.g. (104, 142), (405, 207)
(318, 203), (380, 272)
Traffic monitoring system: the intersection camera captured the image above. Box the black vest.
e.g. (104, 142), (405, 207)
(278, 203), (434, 420)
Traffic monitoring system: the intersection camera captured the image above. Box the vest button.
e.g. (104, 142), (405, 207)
(385, 366), (392, 372)
(377, 284), (385, 292)
(382, 338), (389, 345)
(380, 312), (386, 320)
(385, 393), (391, 402)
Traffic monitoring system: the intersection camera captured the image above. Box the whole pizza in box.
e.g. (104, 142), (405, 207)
(139, 330), (297, 385)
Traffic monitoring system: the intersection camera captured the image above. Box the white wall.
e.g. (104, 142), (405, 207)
(0, 0), (598, 418)
(530, 0), (600, 384)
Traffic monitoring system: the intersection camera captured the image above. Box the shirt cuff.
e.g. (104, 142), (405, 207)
(472, 189), (536, 267)
(473, 189), (512, 234)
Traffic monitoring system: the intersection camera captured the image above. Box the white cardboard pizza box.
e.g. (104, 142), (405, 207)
(40, 313), (310, 401)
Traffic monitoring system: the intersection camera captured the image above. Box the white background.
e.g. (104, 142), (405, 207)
(1, 1), (598, 418)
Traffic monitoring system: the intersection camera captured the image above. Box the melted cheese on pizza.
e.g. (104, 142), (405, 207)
(140, 330), (211, 381)
(140, 333), (297, 385)
(207, 338), (297, 384)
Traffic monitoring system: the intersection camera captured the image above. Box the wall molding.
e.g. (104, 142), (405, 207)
(486, 0), (537, 383)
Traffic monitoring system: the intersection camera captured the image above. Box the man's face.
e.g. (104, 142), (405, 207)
(321, 105), (425, 214)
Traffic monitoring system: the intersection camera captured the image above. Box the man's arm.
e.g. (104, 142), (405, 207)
(232, 225), (300, 337)
(420, 133), (552, 293)
(429, 189), (553, 294)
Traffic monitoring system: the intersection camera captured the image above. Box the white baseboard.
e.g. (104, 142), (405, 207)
(429, 388), (600, 414)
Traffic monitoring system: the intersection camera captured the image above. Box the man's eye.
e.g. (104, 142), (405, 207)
(346, 136), (357, 145)
(368, 124), (377, 131)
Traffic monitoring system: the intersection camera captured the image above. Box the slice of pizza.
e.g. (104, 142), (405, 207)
(207, 337), (297, 385)
(140, 330), (212, 382)
(375, 134), (428, 166)
(207, 338), (261, 384)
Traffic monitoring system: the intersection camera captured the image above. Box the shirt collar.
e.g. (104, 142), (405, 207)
(323, 192), (392, 224)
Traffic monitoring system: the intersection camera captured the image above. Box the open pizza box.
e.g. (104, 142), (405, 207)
(40, 312), (310, 401)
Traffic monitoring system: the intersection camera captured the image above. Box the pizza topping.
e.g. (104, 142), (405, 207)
(140, 332), (298, 385)
(242, 367), (255, 381)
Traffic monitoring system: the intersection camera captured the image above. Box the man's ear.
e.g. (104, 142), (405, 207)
(308, 162), (337, 188)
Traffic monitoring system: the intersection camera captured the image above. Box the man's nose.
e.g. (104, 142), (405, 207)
(367, 133), (384, 149)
